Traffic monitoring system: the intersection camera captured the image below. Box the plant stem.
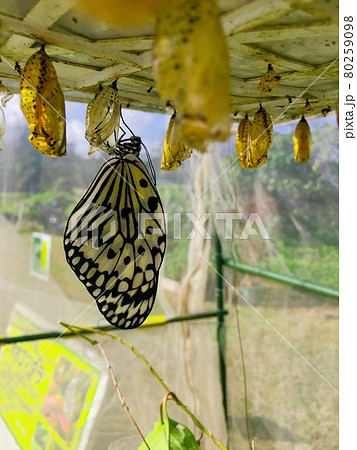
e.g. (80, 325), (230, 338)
(60, 322), (228, 450)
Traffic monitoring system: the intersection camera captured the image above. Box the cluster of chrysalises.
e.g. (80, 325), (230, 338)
(235, 104), (273, 169)
(235, 62), (280, 169)
(235, 59), (313, 167)
(236, 105), (313, 167)
(76, 0), (231, 166)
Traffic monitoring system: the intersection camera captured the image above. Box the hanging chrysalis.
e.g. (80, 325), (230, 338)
(153, 0), (230, 150)
(235, 114), (252, 169)
(85, 81), (121, 155)
(293, 115), (311, 163)
(249, 104), (273, 168)
(237, 105), (273, 169)
(64, 113), (167, 329)
(258, 64), (281, 93)
(0, 81), (14, 107)
(302, 99), (314, 113)
(321, 106), (332, 118)
(0, 105), (5, 151)
(0, 82), (14, 150)
(161, 112), (192, 171)
(19, 46), (66, 157)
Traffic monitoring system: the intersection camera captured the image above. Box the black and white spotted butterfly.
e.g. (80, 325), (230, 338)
(64, 131), (166, 329)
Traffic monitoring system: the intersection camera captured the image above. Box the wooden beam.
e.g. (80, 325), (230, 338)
(96, 36), (154, 52)
(20, 0), (73, 28)
(0, 0), (72, 56)
(231, 23), (338, 43)
(74, 64), (143, 88)
(222, 0), (293, 35)
(229, 42), (314, 71)
(232, 94), (338, 112)
(0, 12), (148, 68)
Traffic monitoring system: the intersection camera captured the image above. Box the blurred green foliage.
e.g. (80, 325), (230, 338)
(0, 121), (338, 283)
(157, 184), (191, 280)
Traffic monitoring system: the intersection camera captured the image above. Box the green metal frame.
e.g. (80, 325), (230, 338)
(222, 258), (339, 299)
(214, 229), (228, 424)
(0, 310), (228, 345)
(212, 229), (339, 429)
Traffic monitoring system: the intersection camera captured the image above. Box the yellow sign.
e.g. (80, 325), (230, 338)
(30, 232), (52, 280)
(0, 311), (100, 449)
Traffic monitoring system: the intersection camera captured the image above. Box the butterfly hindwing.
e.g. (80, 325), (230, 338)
(96, 277), (158, 329)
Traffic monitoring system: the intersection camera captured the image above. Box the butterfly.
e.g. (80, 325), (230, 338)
(19, 46), (66, 157)
(64, 132), (166, 329)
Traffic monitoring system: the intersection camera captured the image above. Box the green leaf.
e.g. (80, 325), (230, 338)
(138, 418), (199, 450)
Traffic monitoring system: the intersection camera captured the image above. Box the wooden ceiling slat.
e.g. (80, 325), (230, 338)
(230, 42), (315, 72)
(222, 0), (293, 35)
(231, 23), (337, 43)
(0, 13), (146, 67)
(18, 0), (72, 28)
(74, 64), (142, 89)
(0, 0), (72, 57)
(95, 36), (154, 52)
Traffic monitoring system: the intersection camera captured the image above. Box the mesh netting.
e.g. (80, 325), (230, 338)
(0, 101), (338, 449)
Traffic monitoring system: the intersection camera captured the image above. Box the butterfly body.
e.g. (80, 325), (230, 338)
(64, 140), (166, 329)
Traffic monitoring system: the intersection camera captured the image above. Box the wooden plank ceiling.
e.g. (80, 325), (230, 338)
(0, 0), (338, 122)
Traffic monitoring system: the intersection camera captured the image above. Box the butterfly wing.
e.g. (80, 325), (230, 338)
(64, 154), (166, 329)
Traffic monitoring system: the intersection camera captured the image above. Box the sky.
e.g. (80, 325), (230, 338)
(1, 93), (337, 158)
(1, 95), (170, 158)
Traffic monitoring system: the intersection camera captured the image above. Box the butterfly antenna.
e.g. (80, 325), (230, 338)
(118, 125), (127, 143)
(120, 108), (136, 137)
(141, 141), (156, 185)
(119, 108), (156, 184)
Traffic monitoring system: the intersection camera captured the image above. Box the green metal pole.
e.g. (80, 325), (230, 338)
(166, 310), (228, 324)
(214, 230), (228, 425)
(222, 257), (339, 299)
(0, 311), (228, 346)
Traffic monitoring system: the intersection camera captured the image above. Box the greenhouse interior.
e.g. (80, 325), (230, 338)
(0, 0), (338, 449)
